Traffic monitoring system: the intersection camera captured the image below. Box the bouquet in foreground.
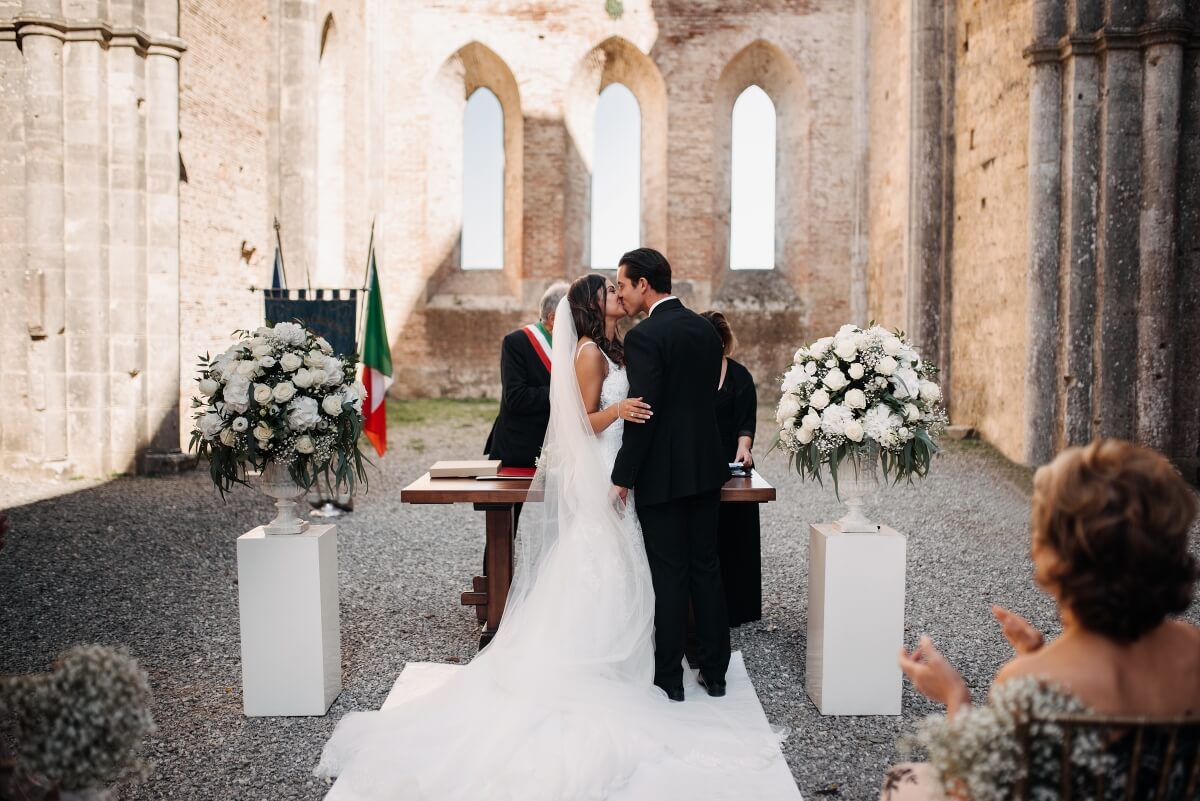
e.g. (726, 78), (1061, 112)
(774, 323), (947, 494)
(189, 321), (369, 496)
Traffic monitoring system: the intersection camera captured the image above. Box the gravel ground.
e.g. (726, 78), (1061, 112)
(2, 401), (1198, 801)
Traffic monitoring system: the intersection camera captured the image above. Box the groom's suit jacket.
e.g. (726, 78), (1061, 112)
(611, 298), (729, 507)
(484, 328), (552, 468)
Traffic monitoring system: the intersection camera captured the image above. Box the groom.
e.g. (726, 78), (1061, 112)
(611, 248), (731, 702)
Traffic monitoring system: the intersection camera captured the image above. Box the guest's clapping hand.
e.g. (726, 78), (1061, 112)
(898, 634), (971, 715)
(991, 605), (1044, 655)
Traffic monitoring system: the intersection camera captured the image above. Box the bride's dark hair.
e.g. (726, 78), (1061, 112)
(567, 274), (624, 367)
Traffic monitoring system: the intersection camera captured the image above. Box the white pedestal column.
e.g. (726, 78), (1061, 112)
(237, 524), (341, 716)
(805, 523), (906, 715)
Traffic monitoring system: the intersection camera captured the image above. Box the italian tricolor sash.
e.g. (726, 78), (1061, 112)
(522, 323), (552, 373)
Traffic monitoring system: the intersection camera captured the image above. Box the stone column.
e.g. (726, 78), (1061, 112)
(0, 2), (28, 463)
(142, 0), (188, 470)
(1172, 5), (1200, 475)
(22, 0), (68, 467)
(62, 1), (112, 478)
(849, 0), (870, 326)
(1023, 0), (1065, 465)
(279, 0), (319, 289)
(1093, 2), (1143, 441)
(1135, 0), (1187, 452)
(1059, 3), (1103, 449)
(906, 0), (949, 368)
(107, 39), (148, 471)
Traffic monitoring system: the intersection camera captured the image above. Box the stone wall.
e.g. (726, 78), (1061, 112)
(947, 0), (1031, 462)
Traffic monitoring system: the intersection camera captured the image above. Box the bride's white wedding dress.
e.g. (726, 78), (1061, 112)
(316, 299), (781, 800)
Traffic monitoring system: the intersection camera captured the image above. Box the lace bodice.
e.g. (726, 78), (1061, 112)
(581, 342), (628, 469)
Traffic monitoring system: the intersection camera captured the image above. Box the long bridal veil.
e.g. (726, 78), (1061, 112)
(316, 298), (779, 801)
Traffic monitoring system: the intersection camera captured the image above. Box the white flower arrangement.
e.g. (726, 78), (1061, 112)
(0, 645), (155, 792)
(189, 322), (369, 496)
(906, 676), (1112, 801)
(773, 323), (947, 491)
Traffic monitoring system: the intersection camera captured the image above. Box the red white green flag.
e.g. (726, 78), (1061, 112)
(361, 241), (392, 457)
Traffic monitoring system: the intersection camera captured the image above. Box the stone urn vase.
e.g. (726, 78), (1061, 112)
(256, 462), (310, 535)
(833, 442), (880, 533)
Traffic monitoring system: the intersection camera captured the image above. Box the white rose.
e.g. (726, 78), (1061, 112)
(820, 403), (853, 436)
(844, 388), (867, 410)
(836, 324), (858, 339)
(347, 380), (366, 412)
(269, 322), (307, 346)
(251, 344), (273, 358)
(834, 337), (858, 361)
(322, 394), (344, 417)
(905, 403), (921, 422)
(253, 383), (273, 404)
(883, 335), (903, 356)
(259, 355), (276, 369)
(809, 388), (831, 410)
(292, 368), (315, 389)
(823, 369), (848, 391)
(802, 411), (821, 431)
(294, 435), (315, 455)
(253, 422), (273, 442)
(875, 376), (888, 388)
(775, 394), (803, 424)
(797, 426), (814, 445)
(235, 359), (259, 377)
(847, 362), (865, 380)
(197, 412), (224, 440)
(322, 357), (345, 385)
(805, 361), (817, 376)
(893, 367), (921, 398)
(287, 396), (322, 431)
(825, 359), (837, 369)
(843, 420), (865, 443)
(919, 380), (942, 403)
(232, 416), (249, 432)
(898, 426), (911, 439)
(199, 377), (220, 396)
(222, 374), (252, 413)
(793, 347), (809, 363)
(316, 336), (333, 354)
(307, 369), (327, 386)
(272, 381), (297, 403)
(219, 427), (238, 447)
(304, 349), (327, 369)
(876, 355), (898, 376)
(810, 337), (834, 356)
(280, 352), (303, 372)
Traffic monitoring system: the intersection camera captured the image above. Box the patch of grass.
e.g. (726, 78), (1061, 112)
(386, 398), (499, 428)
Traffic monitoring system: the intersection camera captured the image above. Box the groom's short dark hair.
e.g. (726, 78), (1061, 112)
(619, 248), (672, 294)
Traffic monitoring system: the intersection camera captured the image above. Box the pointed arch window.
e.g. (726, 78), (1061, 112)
(590, 83), (641, 269)
(729, 85), (776, 270)
(461, 87), (505, 270)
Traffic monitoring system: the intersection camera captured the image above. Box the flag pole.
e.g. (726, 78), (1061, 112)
(362, 217), (376, 291)
(273, 217), (289, 288)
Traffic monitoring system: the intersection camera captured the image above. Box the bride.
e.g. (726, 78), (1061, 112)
(316, 274), (781, 800)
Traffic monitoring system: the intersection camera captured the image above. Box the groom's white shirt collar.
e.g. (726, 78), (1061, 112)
(648, 296), (678, 316)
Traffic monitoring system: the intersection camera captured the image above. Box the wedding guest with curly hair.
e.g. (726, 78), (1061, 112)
(882, 439), (1200, 801)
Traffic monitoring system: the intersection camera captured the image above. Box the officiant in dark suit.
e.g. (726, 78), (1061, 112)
(480, 282), (568, 573)
(611, 248), (731, 702)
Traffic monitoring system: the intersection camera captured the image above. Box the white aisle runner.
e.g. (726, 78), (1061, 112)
(326, 651), (802, 801)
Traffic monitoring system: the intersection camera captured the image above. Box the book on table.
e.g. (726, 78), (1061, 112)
(475, 466), (537, 481)
(428, 460), (502, 479)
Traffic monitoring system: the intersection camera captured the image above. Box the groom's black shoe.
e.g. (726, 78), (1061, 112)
(697, 674), (726, 698)
(660, 685), (685, 702)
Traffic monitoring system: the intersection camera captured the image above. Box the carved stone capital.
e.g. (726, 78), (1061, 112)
(0, 14), (187, 58)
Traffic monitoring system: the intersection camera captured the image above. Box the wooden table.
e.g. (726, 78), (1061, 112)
(400, 470), (777, 648)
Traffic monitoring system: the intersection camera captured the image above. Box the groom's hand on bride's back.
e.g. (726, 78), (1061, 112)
(609, 485), (629, 507)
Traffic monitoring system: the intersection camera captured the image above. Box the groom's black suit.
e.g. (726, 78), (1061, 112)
(611, 298), (731, 694)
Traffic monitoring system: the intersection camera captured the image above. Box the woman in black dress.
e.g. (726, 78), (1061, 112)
(700, 311), (762, 627)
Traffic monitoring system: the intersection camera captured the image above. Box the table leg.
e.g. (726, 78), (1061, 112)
(476, 503), (514, 649)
